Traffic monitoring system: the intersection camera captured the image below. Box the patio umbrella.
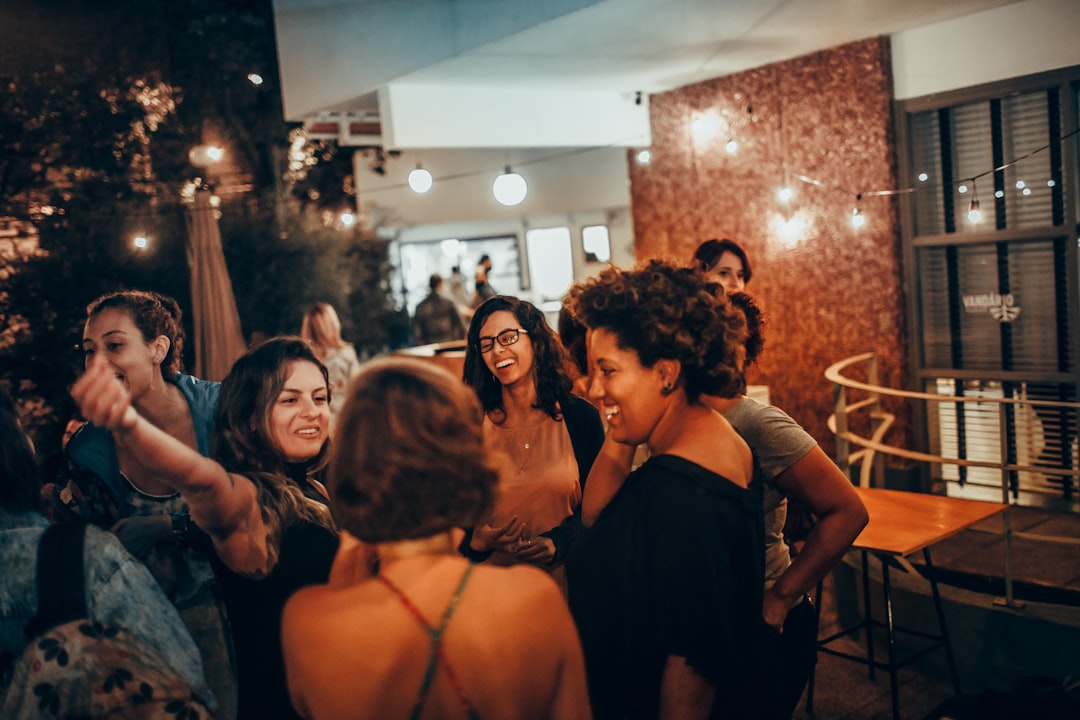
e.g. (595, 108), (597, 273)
(185, 188), (246, 381)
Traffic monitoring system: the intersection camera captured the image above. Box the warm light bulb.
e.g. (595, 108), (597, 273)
(247, 73), (264, 86)
(691, 115), (719, 144)
(133, 234), (149, 249)
(637, 150), (651, 164)
(725, 139), (738, 154)
(777, 186), (793, 203)
(188, 145), (224, 167)
(851, 207), (865, 228)
(340, 212), (356, 227)
(967, 198), (982, 224)
(492, 168), (527, 206)
(408, 166), (433, 194)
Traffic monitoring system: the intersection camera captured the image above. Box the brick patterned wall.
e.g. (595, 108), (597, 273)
(629, 36), (912, 454)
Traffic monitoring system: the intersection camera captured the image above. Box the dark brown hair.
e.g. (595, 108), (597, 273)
(569, 259), (747, 402)
(328, 358), (497, 542)
(728, 291), (766, 368)
(462, 296), (574, 422)
(87, 290), (185, 379)
(692, 238), (753, 285)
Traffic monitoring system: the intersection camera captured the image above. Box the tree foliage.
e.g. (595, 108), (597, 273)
(0, 0), (394, 457)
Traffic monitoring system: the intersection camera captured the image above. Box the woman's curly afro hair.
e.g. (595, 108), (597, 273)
(568, 258), (748, 402)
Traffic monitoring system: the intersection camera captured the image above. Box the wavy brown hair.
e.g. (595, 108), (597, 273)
(213, 337), (333, 544)
(86, 290), (186, 380)
(328, 357), (497, 543)
(568, 259), (748, 402)
(462, 296), (574, 423)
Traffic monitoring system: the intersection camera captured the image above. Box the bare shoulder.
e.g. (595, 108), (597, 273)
(468, 565), (571, 623)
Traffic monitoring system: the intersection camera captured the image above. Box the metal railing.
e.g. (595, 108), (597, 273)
(825, 352), (1080, 607)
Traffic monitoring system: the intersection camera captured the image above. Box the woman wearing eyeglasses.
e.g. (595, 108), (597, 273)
(460, 296), (604, 576)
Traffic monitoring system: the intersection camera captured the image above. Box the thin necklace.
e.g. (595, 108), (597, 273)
(498, 423), (541, 474)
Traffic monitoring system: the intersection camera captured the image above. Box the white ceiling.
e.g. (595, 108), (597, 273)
(272, 0), (1023, 147)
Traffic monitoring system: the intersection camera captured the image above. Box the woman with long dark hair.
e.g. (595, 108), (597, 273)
(459, 296), (603, 572)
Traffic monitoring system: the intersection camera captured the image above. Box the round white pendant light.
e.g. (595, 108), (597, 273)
(492, 167), (527, 206)
(408, 166), (433, 194)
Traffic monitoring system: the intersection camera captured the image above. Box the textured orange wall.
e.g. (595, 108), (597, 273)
(629, 37), (911, 454)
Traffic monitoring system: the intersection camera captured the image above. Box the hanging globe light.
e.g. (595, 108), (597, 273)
(492, 167), (527, 206)
(408, 165), (433, 194)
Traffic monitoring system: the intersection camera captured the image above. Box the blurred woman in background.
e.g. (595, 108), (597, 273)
(300, 302), (360, 429)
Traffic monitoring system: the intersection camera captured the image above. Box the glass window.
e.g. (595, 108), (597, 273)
(525, 226), (573, 311)
(582, 224), (612, 263)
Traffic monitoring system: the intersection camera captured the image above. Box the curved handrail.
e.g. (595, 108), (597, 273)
(826, 352), (1079, 410)
(825, 353), (1080, 606)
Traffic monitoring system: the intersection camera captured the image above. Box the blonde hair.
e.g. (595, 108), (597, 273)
(300, 303), (347, 359)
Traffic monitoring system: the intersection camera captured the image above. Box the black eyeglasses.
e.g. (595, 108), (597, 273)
(478, 328), (528, 353)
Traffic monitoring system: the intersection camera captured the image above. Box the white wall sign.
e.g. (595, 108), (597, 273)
(962, 292), (1021, 323)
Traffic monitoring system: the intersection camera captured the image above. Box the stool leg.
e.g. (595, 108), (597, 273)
(882, 559), (900, 720)
(861, 550), (876, 681)
(805, 579), (824, 714)
(924, 548), (961, 693)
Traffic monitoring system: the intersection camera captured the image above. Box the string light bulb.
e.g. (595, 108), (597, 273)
(492, 166), (527, 206)
(408, 165), (433, 194)
(851, 194), (865, 228)
(967, 194), (982, 224)
(777, 186), (794, 203)
(725, 139), (738, 155)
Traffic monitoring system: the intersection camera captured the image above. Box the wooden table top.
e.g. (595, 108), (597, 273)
(852, 487), (1008, 557)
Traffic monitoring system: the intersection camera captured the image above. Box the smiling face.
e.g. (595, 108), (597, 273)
(479, 310), (535, 389)
(269, 360), (330, 463)
(708, 250), (747, 294)
(83, 308), (167, 404)
(587, 328), (667, 447)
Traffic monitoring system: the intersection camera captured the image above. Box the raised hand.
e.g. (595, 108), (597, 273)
(71, 354), (138, 433)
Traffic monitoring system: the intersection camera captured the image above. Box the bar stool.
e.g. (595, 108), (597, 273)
(805, 487), (1008, 720)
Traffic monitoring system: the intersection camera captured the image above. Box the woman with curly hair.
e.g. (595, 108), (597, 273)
(49, 289), (235, 716)
(566, 259), (772, 719)
(73, 337), (338, 720)
(459, 296), (604, 573)
(282, 358), (592, 719)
